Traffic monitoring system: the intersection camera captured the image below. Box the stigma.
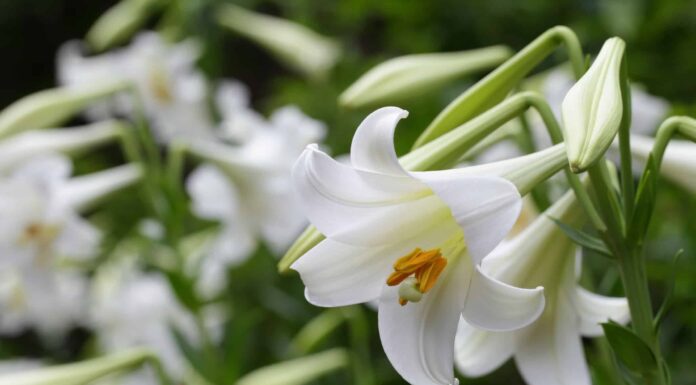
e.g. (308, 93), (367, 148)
(386, 248), (447, 306)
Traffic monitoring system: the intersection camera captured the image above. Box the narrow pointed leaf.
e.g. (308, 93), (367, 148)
(601, 322), (659, 375)
(551, 218), (612, 257)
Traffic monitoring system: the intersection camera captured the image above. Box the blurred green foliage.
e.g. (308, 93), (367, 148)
(0, 0), (695, 384)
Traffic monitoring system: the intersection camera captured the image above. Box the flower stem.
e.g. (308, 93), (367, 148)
(587, 158), (666, 385)
(618, 56), (634, 221)
(413, 25), (584, 147)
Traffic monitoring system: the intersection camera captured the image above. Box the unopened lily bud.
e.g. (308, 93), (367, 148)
(237, 348), (349, 385)
(60, 163), (144, 212)
(217, 4), (340, 80)
(561, 37), (625, 172)
(0, 81), (129, 140)
(0, 349), (155, 385)
(0, 121), (125, 172)
(86, 0), (163, 52)
(340, 46), (512, 109)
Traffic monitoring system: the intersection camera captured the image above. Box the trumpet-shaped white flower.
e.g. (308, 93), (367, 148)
(291, 107), (548, 385)
(187, 102), (326, 297)
(454, 190), (630, 385)
(0, 155), (141, 337)
(58, 33), (213, 142)
(630, 134), (696, 193)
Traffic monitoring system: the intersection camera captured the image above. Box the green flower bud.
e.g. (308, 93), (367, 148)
(86, 0), (163, 52)
(339, 46), (512, 109)
(217, 4), (340, 80)
(0, 81), (128, 140)
(237, 348), (348, 385)
(0, 349), (157, 385)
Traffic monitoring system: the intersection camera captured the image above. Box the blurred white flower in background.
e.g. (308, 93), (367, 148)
(90, 256), (220, 384)
(186, 83), (326, 297)
(0, 155), (99, 338)
(58, 32), (213, 142)
(630, 134), (696, 193)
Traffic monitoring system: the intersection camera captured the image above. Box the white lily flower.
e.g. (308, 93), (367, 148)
(0, 155), (142, 337)
(454, 189), (630, 385)
(187, 104), (326, 297)
(57, 33), (214, 142)
(562, 38), (625, 172)
(630, 134), (696, 193)
(291, 107), (552, 385)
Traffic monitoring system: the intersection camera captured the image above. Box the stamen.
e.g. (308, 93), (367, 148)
(386, 248), (447, 306)
(416, 258), (447, 293)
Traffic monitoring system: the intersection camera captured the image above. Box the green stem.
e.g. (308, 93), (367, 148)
(342, 306), (376, 385)
(651, 117), (696, 168)
(588, 157), (666, 385)
(618, 56), (635, 222)
(413, 25), (584, 147)
(165, 141), (188, 243)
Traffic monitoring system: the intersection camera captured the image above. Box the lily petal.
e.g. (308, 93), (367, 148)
(12, 154), (72, 193)
(187, 164), (240, 221)
(415, 172), (522, 263)
(54, 214), (101, 260)
(292, 220), (459, 307)
(515, 299), (591, 385)
(463, 266), (544, 331)
(454, 317), (517, 377)
(573, 287), (630, 337)
(293, 145), (445, 246)
(292, 239), (399, 307)
(350, 107), (410, 177)
(378, 257), (470, 385)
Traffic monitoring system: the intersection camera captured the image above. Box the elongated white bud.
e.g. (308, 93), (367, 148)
(59, 163), (144, 212)
(0, 121), (124, 172)
(0, 81), (129, 140)
(561, 37), (625, 172)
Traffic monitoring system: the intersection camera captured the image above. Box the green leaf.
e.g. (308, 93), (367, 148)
(602, 322), (659, 375)
(654, 249), (683, 328)
(550, 218), (612, 257)
(628, 154), (658, 245)
(164, 270), (201, 312)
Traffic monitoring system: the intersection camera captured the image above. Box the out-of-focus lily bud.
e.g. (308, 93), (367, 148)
(339, 46), (512, 109)
(0, 81), (129, 140)
(236, 348), (349, 385)
(0, 349), (155, 385)
(216, 4), (340, 80)
(86, 0), (163, 52)
(561, 37), (625, 172)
